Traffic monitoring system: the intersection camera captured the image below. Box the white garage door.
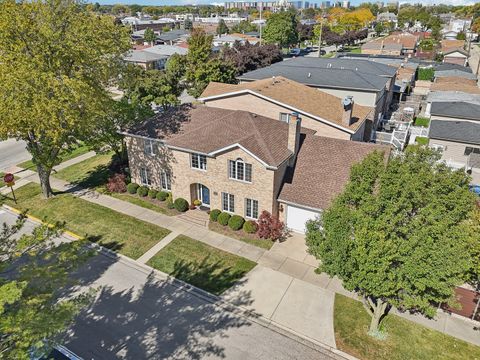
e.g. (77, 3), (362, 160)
(286, 205), (320, 234)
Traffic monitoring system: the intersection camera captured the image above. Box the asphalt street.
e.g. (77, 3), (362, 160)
(0, 209), (341, 360)
(0, 138), (30, 172)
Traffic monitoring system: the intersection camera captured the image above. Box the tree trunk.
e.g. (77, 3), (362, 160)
(362, 296), (389, 335)
(37, 164), (54, 198)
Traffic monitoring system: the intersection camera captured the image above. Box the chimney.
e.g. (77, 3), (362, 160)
(342, 96), (354, 126)
(287, 112), (301, 155)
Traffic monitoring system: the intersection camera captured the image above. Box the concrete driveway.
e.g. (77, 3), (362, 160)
(222, 266), (336, 348)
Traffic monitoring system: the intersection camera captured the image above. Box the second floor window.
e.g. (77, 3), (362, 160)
(140, 167), (152, 186)
(161, 171), (171, 191)
(229, 158), (252, 182)
(191, 153), (207, 170)
(465, 147), (480, 156)
(144, 139), (156, 156)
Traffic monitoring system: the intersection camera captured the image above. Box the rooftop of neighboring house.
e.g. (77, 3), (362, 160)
(199, 77), (374, 132)
(157, 29), (189, 42)
(441, 39), (465, 53)
(444, 48), (469, 57)
(238, 58), (391, 92)
(430, 101), (480, 121)
(427, 91), (480, 104)
(430, 78), (480, 94)
(278, 135), (389, 210)
(124, 50), (168, 63)
(382, 33), (419, 49)
(141, 45), (188, 56)
(434, 69), (477, 80)
(433, 63), (472, 73)
(429, 120), (480, 146)
(214, 33), (259, 44)
(337, 53), (420, 70)
(123, 104), (300, 168)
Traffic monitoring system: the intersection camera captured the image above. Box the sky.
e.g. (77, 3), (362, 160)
(91, 0), (479, 6)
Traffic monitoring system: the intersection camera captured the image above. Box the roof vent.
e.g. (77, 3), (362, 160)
(328, 63), (332, 68)
(307, 72), (311, 78)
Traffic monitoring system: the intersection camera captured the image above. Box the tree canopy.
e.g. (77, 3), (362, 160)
(216, 18), (229, 35)
(306, 146), (477, 336)
(221, 41), (282, 75)
(0, 0), (131, 198)
(143, 27), (156, 44)
(263, 11), (298, 48)
(0, 215), (93, 359)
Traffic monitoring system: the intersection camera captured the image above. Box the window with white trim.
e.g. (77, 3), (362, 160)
(222, 192), (235, 212)
(144, 139), (156, 156)
(245, 198), (259, 219)
(229, 158), (252, 182)
(140, 167), (152, 186)
(191, 153), (207, 170)
(161, 171), (171, 191)
(464, 147), (480, 156)
(279, 113), (290, 122)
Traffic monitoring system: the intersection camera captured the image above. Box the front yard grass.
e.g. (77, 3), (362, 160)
(54, 152), (113, 189)
(415, 136), (429, 146)
(208, 221), (273, 250)
(147, 235), (256, 295)
(108, 192), (178, 216)
(1, 183), (170, 260)
(334, 294), (480, 360)
(17, 143), (91, 170)
(414, 117), (430, 127)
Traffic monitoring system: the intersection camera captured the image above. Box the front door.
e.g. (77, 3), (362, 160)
(198, 184), (210, 207)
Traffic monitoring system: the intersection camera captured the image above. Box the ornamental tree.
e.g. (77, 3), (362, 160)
(306, 147), (476, 336)
(0, 0), (130, 198)
(216, 19), (230, 35)
(0, 215), (93, 359)
(143, 27), (157, 45)
(263, 11), (298, 48)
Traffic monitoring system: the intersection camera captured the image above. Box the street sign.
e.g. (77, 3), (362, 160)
(3, 173), (14, 184)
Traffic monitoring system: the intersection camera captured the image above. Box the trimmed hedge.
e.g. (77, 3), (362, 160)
(174, 198), (189, 212)
(209, 209), (222, 222)
(217, 212), (231, 226)
(243, 220), (258, 234)
(148, 189), (158, 199)
(127, 183), (139, 194)
(228, 215), (245, 231)
(156, 191), (169, 201)
(137, 186), (149, 197)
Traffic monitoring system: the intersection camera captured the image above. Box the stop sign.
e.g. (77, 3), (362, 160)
(3, 173), (14, 183)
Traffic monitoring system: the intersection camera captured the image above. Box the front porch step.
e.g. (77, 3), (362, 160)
(176, 210), (209, 227)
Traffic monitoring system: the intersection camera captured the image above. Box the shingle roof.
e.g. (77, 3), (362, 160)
(433, 63), (472, 73)
(123, 50), (167, 63)
(124, 105), (294, 167)
(435, 69), (478, 80)
(238, 59), (390, 91)
(143, 45), (188, 56)
(431, 102), (480, 121)
(441, 39), (465, 53)
(157, 29), (189, 42)
(427, 91), (480, 104)
(429, 120), (480, 146)
(200, 77), (374, 132)
(278, 135), (389, 210)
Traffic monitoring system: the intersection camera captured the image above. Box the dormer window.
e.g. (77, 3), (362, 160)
(191, 153), (207, 170)
(229, 158), (252, 182)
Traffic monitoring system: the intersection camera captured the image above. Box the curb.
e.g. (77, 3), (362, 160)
(1, 204), (356, 360)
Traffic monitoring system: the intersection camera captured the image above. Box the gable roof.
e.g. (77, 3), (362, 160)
(429, 120), (480, 146)
(237, 58), (390, 92)
(278, 135), (389, 210)
(124, 105), (294, 168)
(199, 77), (374, 133)
(444, 48), (468, 57)
(431, 102), (480, 121)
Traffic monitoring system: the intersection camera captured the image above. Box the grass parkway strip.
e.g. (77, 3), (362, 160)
(0, 183), (170, 260)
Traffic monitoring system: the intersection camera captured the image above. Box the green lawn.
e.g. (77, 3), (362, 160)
(17, 144), (91, 170)
(108, 192), (177, 216)
(414, 117), (430, 127)
(334, 294), (480, 360)
(1, 183), (170, 260)
(54, 153), (113, 189)
(416, 136), (429, 146)
(208, 221), (273, 250)
(147, 235), (256, 295)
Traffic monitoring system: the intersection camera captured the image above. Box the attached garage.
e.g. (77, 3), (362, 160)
(285, 204), (320, 234)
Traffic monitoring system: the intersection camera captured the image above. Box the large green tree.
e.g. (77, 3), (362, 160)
(143, 27), (156, 45)
(185, 28), (237, 98)
(0, 0), (130, 198)
(263, 11), (298, 47)
(306, 147), (476, 336)
(0, 215), (93, 359)
(216, 18), (230, 35)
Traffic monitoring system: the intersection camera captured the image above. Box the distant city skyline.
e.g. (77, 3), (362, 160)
(91, 0), (479, 5)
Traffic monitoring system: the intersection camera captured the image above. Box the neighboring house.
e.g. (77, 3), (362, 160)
(428, 101), (480, 184)
(377, 11), (397, 25)
(157, 29), (189, 45)
(123, 104), (387, 233)
(430, 77), (480, 94)
(238, 57), (396, 126)
(212, 33), (259, 47)
(361, 41), (403, 56)
(443, 48), (468, 67)
(122, 16), (177, 31)
(433, 63), (472, 73)
(425, 92), (480, 116)
(363, 33), (418, 56)
(123, 45), (188, 70)
(441, 39), (465, 53)
(434, 69), (478, 81)
(199, 77), (375, 141)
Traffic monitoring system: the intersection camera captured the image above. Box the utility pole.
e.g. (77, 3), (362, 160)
(317, 13), (324, 58)
(259, 1), (263, 45)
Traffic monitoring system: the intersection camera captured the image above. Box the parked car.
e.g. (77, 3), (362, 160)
(289, 48), (302, 57)
(319, 49), (326, 55)
(304, 46), (313, 53)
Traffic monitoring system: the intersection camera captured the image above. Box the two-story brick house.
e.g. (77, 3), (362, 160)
(123, 104), (388, 233)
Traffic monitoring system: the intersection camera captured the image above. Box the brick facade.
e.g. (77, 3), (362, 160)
(125, 135), (289, 218)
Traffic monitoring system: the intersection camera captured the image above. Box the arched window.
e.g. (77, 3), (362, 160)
(228, 158), (252, 182)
